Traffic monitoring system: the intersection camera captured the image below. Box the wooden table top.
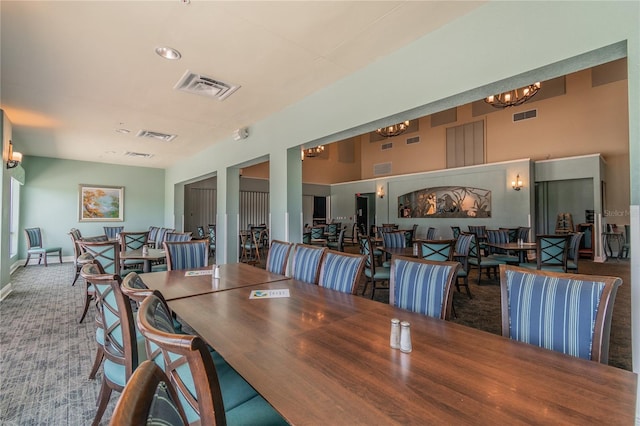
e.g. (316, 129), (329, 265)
(485, 242), (536, 251)
(141, 262), (289, 301)
(168, 279), (637, 425)
(121, 248), (166, 260)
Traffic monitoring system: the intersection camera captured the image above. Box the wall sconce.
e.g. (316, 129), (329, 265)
(512, 174), (523, 191)
(377, 186), (385, 199)
(6, 140), (23, 169)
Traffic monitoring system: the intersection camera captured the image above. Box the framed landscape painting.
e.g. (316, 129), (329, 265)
(79, 184), (124, 222)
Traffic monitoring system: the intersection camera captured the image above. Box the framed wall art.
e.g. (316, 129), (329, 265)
(78, 184), (124, 222)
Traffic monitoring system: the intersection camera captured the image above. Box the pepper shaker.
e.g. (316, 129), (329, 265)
(400, 321), (412, 353)
(214, 264), (220, 279)
(142, 244), (149, 256)
(412, 243), (419, 257)
(390, 318), (401, 349)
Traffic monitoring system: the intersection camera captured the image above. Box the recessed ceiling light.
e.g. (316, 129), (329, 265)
(155, 46), (181, 60)
(115, 128), (130, 134)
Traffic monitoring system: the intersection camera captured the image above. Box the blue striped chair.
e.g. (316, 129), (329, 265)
(155, 227), (175, 248)
(425, 227), (437, 240)
(389, 256), (459, 320)
(499, 264), (622, 363)
(164, 232), (193, 242)
(318, 250), (366, 294)
(164, 240), (209, 271)
(265, 240), (293, 275)
(147, 226), (160, 247)
(290, 244), (327, 284)
(137, 292), (288, 426)
(486, 229), (519, 264)
(104, 225), (124, 239)
(24, 227), (62, 267)
(382, 230), (406, 266)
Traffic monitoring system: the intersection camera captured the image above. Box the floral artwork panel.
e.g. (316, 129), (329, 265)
(398, 186), (491, 218)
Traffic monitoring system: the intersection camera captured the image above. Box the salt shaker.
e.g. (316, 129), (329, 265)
(412, 243), (419, 257)
(400, 321), (412, 353)
(214, 264), (220, 279)
(390, 318), (401, 349)
(142, 244), (149, 256)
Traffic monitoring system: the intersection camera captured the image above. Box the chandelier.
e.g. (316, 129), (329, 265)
(304, 145), (325, 158)
(376, 120), (410, 138)
(485, 82), (541, 108)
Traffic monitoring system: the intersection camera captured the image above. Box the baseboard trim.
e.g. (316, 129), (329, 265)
(0, 282), (13, 301)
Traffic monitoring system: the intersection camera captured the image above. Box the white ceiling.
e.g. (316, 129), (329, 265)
(1, 1), (483, 168)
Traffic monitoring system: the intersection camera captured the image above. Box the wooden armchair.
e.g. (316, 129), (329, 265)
(290, 243), (327, 284)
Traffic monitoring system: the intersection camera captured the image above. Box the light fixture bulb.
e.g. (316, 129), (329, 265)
(155, 46), (182, 60)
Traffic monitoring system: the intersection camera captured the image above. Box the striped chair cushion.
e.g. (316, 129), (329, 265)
(25, 228), (43, 248)
(166, 242), (208, 271)
(455, 234), (473, 256)
(147, 381), (187, 426)
(292, 246), (324, 284)
(393, 259), (454, 317)
(505, 269), (605, 360)
(319, 252), (364, 294)
(382, 232), (406, 248)
(266, 242), (290, 274)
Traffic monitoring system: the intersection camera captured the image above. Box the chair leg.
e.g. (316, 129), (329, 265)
(43, 253), (47, 267)
(24, 254), (31, 267)
(89, 345), (104, 380)
(79, 293), (93, 323)
(92, 378), (112, 426)
(72, 265), (80, 286)
(58, 250), (62, 264)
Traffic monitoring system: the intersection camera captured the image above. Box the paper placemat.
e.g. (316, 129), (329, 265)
(184, 269), (213, 277)
(249, 289), (290, 299)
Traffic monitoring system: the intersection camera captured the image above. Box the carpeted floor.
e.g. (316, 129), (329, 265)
(0, 254), (632, 425)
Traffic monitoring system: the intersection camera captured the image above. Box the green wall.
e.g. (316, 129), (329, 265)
(19, 156), (165, 259)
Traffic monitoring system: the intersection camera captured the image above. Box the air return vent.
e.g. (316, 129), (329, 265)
(136, 130), (177, 142)
(174, 70), (240, 100)
(373, 162), (392, 176)
(406, 136), (420, 145)
(381, 142), (393, 151)
(124, 151), (154, 158)
(513, 109), (537, 122)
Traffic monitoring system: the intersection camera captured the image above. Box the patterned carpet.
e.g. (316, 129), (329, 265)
(0, 256), (632, 424)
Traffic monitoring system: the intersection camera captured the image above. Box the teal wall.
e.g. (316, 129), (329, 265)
(19, 156), (165, 259)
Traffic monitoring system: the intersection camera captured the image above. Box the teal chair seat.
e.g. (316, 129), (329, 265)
(364, 267), (390, 281)
(225, 394), (288, 426)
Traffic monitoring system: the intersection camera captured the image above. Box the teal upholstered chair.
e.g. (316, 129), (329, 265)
(318, 250), (366, 294)
(302, 231), (311, 245)
(359, 236), (391, 299)
(137, 292), (287, 426)
(420, 240), (454, 261)
(467, 233), (503, 284)
(147, 226), (160, 247)
(104, 226), (124, 240)
(164, 240), (209, 271)
(452, 234), (473, 298)
(69, 228), (94, 286)
(389, 256), (459, 320)
(119, 231), (149, 271)
(164, 232), (193, 242)
(566, 232), (584, 273)
(155, 227), (175, 248)
(110, 360), (189, 426)
(468, 225), (488, 255)
(24, 227), (62, 267)
(290, 244), (327, 284)
(521, 234), (570, 272)
(196, 226), (206, 239)
(451, 226), (461, 239)
(310, 225), (327, 246)
(80, 263), (108, 382)
(327, 228), (346, 252)
(486, 229), (519, 264)
(499, 264), (622, 363)
(381, 230), (406, 266)
(120, 272), (183, 333)
(326, 223), (339, 242)
(81, 269), (143, 426)
(265, 240), (293, 275)
(80, 239), (122, 275)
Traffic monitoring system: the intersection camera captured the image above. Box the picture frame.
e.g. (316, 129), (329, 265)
(78, 184), (124, 222)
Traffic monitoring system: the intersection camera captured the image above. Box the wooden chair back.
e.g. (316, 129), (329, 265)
(265, 240), (293, 275)
(290, 244), (327, 284)
(318, 250), (366, 294)
(163, 240), (209, 271)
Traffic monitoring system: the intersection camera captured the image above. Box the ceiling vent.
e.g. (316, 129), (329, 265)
(124, 151), (154, 158)
(136, 129), (177, 142)
(513, 109), (537, 122)
(174, 70), (240, 100)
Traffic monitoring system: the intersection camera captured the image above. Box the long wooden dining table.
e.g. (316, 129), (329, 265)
(157, 273), (637, 425)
